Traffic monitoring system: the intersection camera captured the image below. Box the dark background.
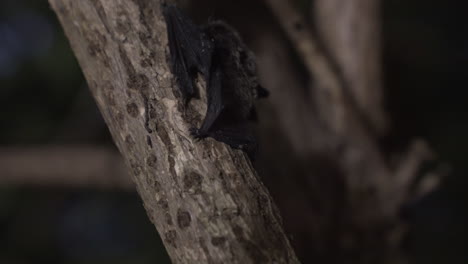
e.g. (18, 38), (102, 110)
(0, 0), (466, 263)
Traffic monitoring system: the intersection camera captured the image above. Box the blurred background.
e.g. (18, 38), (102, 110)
(0, 0), (467, 263)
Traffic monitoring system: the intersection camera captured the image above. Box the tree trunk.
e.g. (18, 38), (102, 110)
(48, 0), (299, 263)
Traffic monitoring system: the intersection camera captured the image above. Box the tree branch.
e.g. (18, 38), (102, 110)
(48, 0), (299, 263)
(314, 0), (387, 133)
(0, 146), (132, 189)
(261, 0), (441, 262)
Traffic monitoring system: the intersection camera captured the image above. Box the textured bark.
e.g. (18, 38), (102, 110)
(48, 0), (299, 263)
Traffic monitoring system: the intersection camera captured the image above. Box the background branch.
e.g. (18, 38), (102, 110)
(314, 0), (387, 133)
(0, 146), (132, 190)
(255, 0), (442, 263)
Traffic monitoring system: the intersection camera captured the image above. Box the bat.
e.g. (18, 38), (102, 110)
(163, 5), (268, 159)
(163, 5), (213, 101)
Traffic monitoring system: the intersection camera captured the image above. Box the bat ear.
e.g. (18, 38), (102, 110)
(256, 85), (269, 98)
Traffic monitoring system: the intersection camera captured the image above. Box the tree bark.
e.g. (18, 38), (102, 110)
(48, 0), (299, 263)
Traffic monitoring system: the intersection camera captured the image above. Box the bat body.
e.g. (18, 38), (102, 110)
(163, 5), (267, 158)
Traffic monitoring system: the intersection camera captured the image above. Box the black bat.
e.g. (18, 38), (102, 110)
(163, 5), (268, 158)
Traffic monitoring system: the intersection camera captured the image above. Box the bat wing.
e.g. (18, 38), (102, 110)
(210, 124), (257, 159)
(196, 62), (224, 135)
(163, 6), (224, 140)
(163, 5), (212, 100)
(194, 62), (256, 157)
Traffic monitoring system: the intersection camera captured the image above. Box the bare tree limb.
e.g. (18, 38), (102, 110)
(0, 146), (132, 190)
(264, 0), (396, 221)
(262, 0), (347, 134)
(261, 0), (442, 263)
(48, 0), (299, 263)
(314, 0), (387, 133)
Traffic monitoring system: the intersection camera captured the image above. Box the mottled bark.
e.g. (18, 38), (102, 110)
(48, 0), (299, 263)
